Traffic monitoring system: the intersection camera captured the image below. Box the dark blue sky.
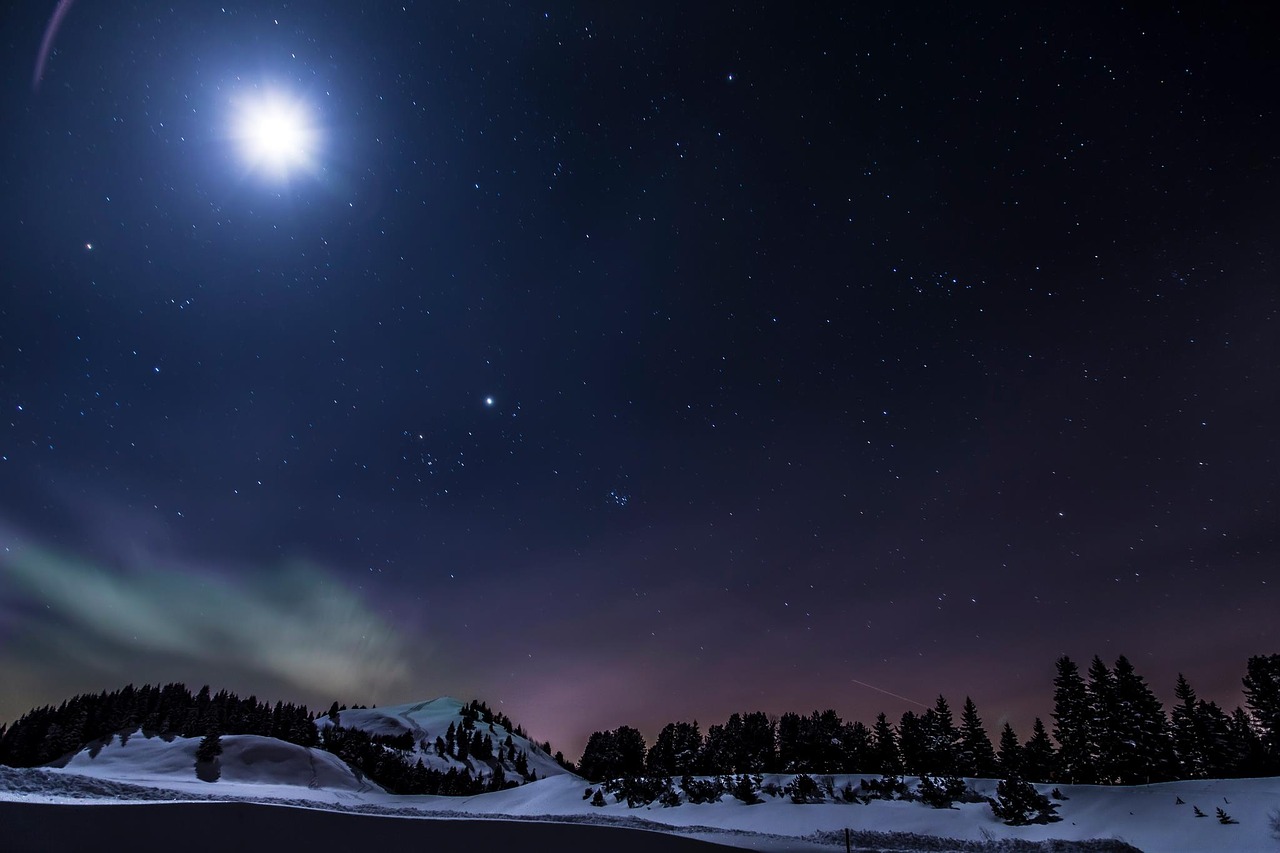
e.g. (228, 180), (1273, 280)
(1, 1), (1275, 758)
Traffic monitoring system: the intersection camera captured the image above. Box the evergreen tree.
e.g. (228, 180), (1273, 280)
(739, 711), (777, 772)
(1085, 655), (1119, 783)
(614, 726), (647, 777)
(578, 727), (645, 781)
(989, 778), (1060, 825)
(196, 731), (222, 763)
(922, 696), (959, 775)
(897, 711), (927, 774)
(997, 722), (1022, 780)
(1194, 700), (1234, 779)
(647, 721), (702, 775)
(1051, 656), (1093, 783)
(1110, 655), (1175, 783)
(841, 720), (873, 772)
(1172, 674), (1207, 778)
(1242, 654), (1280, 771)
(776, 712), (803, 771)
(956, 697), (998, 778)
(869, 712), (901, 774)
(1021, 718), (1056, 783)
(1227, 706), (1268, 777)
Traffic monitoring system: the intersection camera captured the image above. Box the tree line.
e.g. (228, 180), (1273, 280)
(576, 654), (1280, 784)
(0, 685), (544, 796)
(0, 683), (316, 767)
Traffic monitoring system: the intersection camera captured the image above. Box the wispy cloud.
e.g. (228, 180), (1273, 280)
(0, 536), (417, 704)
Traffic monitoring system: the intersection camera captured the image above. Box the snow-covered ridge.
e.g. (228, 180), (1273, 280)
(314, 696), (568, 783)
(4, 721), (1279, 853)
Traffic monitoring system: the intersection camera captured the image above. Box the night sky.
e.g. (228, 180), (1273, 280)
(1, 2), (1276, 761)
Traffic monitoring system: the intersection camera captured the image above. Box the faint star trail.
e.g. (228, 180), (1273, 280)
(33, 0), (76, 92)
(849, 677), (929, 709)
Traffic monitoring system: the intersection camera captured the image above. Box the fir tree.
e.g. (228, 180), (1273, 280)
(196, 731), (222, 763)
(647, 721), (703, 775)
(1242, 654), (1280, 771)
(922, 696), (959, 775)
(1052, 656), (1093, 783)
(1110, 655), (1175, 783)
(737, 712), (772, 772)
(896, 711), (927, 775)
(1085, 655), (1119, 783)
(997, 722), (1022, 780)
(989, 778), (1061, 825)
(1171, 674), (1205, 778)
(1021, 718), (1056, 783)
(869, 712), (901, 774)
(1227, 706), (1268, 777)
(956, 697), (997, 778)
(614, 726), (647, 777)
(841, 720), (873, 772)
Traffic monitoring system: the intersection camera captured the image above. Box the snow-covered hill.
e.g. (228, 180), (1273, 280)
(53, 731), (380, 793)
(316, 696), (568, 783)
(6, 735), (1280, 853)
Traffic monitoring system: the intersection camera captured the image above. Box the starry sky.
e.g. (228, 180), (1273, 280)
(1, 2), (1276, 760)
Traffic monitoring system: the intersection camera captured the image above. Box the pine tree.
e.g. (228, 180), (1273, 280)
(841, 720), (872, 772)
(614, 726), (647, 777)
(897, 711), (927, 775)
(1052, 656), (1093, 783)
(1242, 654), (1280, 771)
(1195, 700), (1234, 778)
(1172, 674), (1207, 778)
(956, 697), (998, 778)
(776, 712), (803, 771)
(869, 712), (901, 774)
(997, 722), (1022, 780)
(922, 696), (960, 775)
(1227, 706), (1268, 777)
(989, 778), (1060, 825)
(1021, 718), (1056, 783)
(1110, 655), (1174, 783)
(1085, 655), (1119, 783)
(739, 711), (777, 773)
(196, 731), (222, 763)
(647, 721), (703, 775)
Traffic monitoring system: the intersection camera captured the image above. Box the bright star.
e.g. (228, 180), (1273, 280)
(484, 396), (495, 407)
(231, 89), (318, 179)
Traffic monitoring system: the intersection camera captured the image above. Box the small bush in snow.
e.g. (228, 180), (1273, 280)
(860, 774), (910, 801)
(916, 775), (974, 809)
(590, 788), (606, 807)
(658, 786), (683, 807)
(988, 778), (1061, 826)
(786, 773), (823, 804)
(731, 774), (763, 804)
(680, 774), (725, 804)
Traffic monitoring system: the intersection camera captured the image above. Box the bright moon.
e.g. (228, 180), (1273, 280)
(232, 90), (318, 178)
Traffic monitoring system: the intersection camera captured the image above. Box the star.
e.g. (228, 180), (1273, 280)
(231, 88), (319, 179)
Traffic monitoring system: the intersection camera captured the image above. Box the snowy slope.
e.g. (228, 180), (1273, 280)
(55, 731), (379, 793)
(5, 697), (1277, 851)
(6, 747), (1280, 852)
(315, 696), (568, 782)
